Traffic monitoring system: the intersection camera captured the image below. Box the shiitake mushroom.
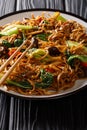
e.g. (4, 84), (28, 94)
(0, 46), (8, 58)
(48, 46), (60, 56)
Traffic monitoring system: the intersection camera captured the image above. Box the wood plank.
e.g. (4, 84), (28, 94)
(0, 0), (16, 17)
(65, 0), (87, 19)
(16, 0), (65, 11)
(0, 94), (10, 130)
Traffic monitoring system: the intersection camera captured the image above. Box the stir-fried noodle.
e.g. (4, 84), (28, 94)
(0, 12), (87, 95)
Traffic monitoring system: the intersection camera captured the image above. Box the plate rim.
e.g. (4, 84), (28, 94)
(0, 8), (87, 100)
(0, 8), (87, 22)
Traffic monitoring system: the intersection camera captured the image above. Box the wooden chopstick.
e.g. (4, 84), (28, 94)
(0, 40), (33, 85)
(0, 40), (28, 72)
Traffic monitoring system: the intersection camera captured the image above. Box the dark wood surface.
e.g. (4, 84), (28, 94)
(0, 0), (87, 130)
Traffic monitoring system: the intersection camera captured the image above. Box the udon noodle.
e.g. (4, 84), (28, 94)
(0, 12), (87, 95)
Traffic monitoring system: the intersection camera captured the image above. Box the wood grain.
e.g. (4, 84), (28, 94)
(65, 0), (87, 19)
(0, 0), (16, 17)
(16, 0), (64, 10)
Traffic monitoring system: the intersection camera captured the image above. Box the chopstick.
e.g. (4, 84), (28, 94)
(0, 40), (28, 72)
(0, 40), (33, 85)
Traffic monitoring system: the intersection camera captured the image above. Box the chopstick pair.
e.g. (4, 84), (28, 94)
(0, 40), (33, 85)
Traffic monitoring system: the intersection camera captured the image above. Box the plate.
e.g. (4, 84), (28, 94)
(0, 9), (87, 99)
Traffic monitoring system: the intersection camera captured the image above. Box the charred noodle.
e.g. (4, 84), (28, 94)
(0, 12), (87, 95)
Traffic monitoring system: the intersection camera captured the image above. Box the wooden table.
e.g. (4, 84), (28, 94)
(0, 0), (87, 130)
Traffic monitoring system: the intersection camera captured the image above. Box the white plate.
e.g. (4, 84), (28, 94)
(0, 9), (87, 99)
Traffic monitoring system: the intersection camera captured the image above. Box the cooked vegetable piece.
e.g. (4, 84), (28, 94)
(8, 48), (21, 56)
(14, 25), (38, 30)
(0, 46), (5, 57)
(0, 46), (8, 57)
(2, 40), (11, 48)
(66, 40), (87, 52)
(57, 15), (66, 22)
(30, 49), (46, 59)
(66, 40), (78, 47)
(68, 55), (87, 67)
(2, 24), (38, 31)
(6, 69), (53, 89)
(0, 46), (4, 52)
(28, 48), (51, 62)
(28, 48), (37, 53)
(35, 33), (50, 41)
(0, 27), (18, 36)
(0, 25), (38, 36)
(48, 46), (60, 56)
(27, 48), (62, 63)
(35, 69), (53, 88)
(14, 39), (23, 47)
(7, 80), (32, 89)
(81, 62), (87, 67)
(53, 12), (66, 22)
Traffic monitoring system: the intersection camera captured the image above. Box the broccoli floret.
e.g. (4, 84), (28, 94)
(35, 69), (53, 88)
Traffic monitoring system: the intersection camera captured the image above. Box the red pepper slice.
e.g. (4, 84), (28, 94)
(81, 62), (87, 67)
(8, 48), (22, 56)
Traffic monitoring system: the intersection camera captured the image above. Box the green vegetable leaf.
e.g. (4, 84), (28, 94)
(35, 33), (50, 41)
(2, 40), (11, 48)
(68, 55), (87, 65)
(7, 80), (32, 89)
(14, 39), (23, 47)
